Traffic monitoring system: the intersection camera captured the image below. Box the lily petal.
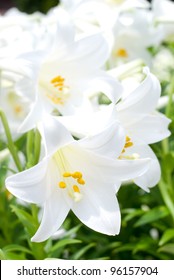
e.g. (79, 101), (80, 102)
(31, 190), (70, 242)
(88, 72), (123, 104)
(79, 121), (125, 158)
(41, 115), (74, 156)
(63, 144), (151, 186)
(72, 184), (121, 235)
(124, 144), (161, 191)
(127, 112), (171, 144)
(5, 159), (50, 204)
(117, 67), (161, 123)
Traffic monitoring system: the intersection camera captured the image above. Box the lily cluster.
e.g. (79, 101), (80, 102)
(0, 0), (172, 242)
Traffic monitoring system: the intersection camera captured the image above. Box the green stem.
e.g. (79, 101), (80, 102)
(26, 130), (34, 169)
(34, 129), (41, 165)
(0, 109), (22, 172)
(159, 180), (174, 222)
(26, 129), (41, 168)
(166, 81), (174, 118)
(159, 75), (174, 223)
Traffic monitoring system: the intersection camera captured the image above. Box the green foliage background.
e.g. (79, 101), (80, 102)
(13, 0), (59, 14)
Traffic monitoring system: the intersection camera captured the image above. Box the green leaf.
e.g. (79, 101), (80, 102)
(73, 243), (96, 260)
(0, 249), (7, 260)
(159, 229), (174, 246)
(124, 209), (144, 222)
(3, 244), (32, 255)
(63, 224), (82, 238)
(49, 239), (82, 254)
(162, 153), (174, 173)
(11, 205), (39, 236)
(134, 206), (169, 227)
(5, 252), (26, 260)
(132, 238), (155, 254)
(158, 244), (174, 255)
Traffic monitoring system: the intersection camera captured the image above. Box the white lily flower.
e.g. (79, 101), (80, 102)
(9, 14), (122, 126)
(0, 8), (47, 58)
(152, 0), (174, 41)
(109, 8), (163, 67)
(152, 47), (174, 82)
(5, 116), (150, 242)
(0, 67), (32, 137)
(58, 67), (171, 191)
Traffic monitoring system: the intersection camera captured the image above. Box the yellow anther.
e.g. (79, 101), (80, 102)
(59, 181), (67, 189)
(14, 105), (22, 113)
(46, 94), (64, 105)
(125, 142), (133, 148)
(72, 172), (83, 179)
(51, 76), (65, 84)
(73, 185), (80, 193)
(121, 148), (125, 154)
(116, 48), (128, 58)
(126, 136), (131, 142)
(63, 172), (72, 177)
(77, 178), (85, 185)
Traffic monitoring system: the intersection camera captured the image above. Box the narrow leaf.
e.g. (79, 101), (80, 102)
(134, 206), (169, 227)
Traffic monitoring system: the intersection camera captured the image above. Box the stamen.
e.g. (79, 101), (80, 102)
(50, 75), (68, 92)
(77, 178), (85, 185)
(73, 185), (80, 193)
(72, 172), (83, 179)
(14, 105), (22, 114)
(63, 172), (72, 177)
(125, 142), (133, 148)
(58, 170), (85, 202)
(51, 76), (65, 84)
(46, 94), (64, 105)
(59, 181), (66, 189)
(116, 48), (128, 58)
(120, 135), (133, 155)
(126, 136), (131, 142)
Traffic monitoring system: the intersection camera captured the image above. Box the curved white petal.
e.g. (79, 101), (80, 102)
(72, 185), (121, 236)
(31, 190), (70, 242)
(124, 144), (161, 191)
(127, 112), (171, 144)
(5, 159), (50, 204)
(58, 103), (118, 138)
(67, 34), (109, 70)
(53, 11), (75, 50)
(41, 115), (74, 156)
(79, 121), (125, 158)
(63, 144), (150, 187)
(88, 72), (123, 104)
(18, 96), (44, 133)
(117, 67), (161, 123)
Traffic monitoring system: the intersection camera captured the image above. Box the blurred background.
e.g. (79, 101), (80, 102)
(0, 0), (59, 14)
(0, 0), (157, 14)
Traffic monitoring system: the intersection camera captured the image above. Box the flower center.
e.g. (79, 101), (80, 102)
(115, 48), (128, 58)
(122, 136), (133, 154)
(58, 171), (85, 202)
(51, 75), (65, 91)
(14, 105), (23, 114)
(45, 75), (70, 105)
(7, 92), (25, 118)
(119, 136), (139, 160)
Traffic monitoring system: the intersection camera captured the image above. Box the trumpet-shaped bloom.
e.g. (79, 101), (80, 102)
(6, 116), (150, 242)
(57, 67), (171, 191)
(8, 15), (122, 123)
